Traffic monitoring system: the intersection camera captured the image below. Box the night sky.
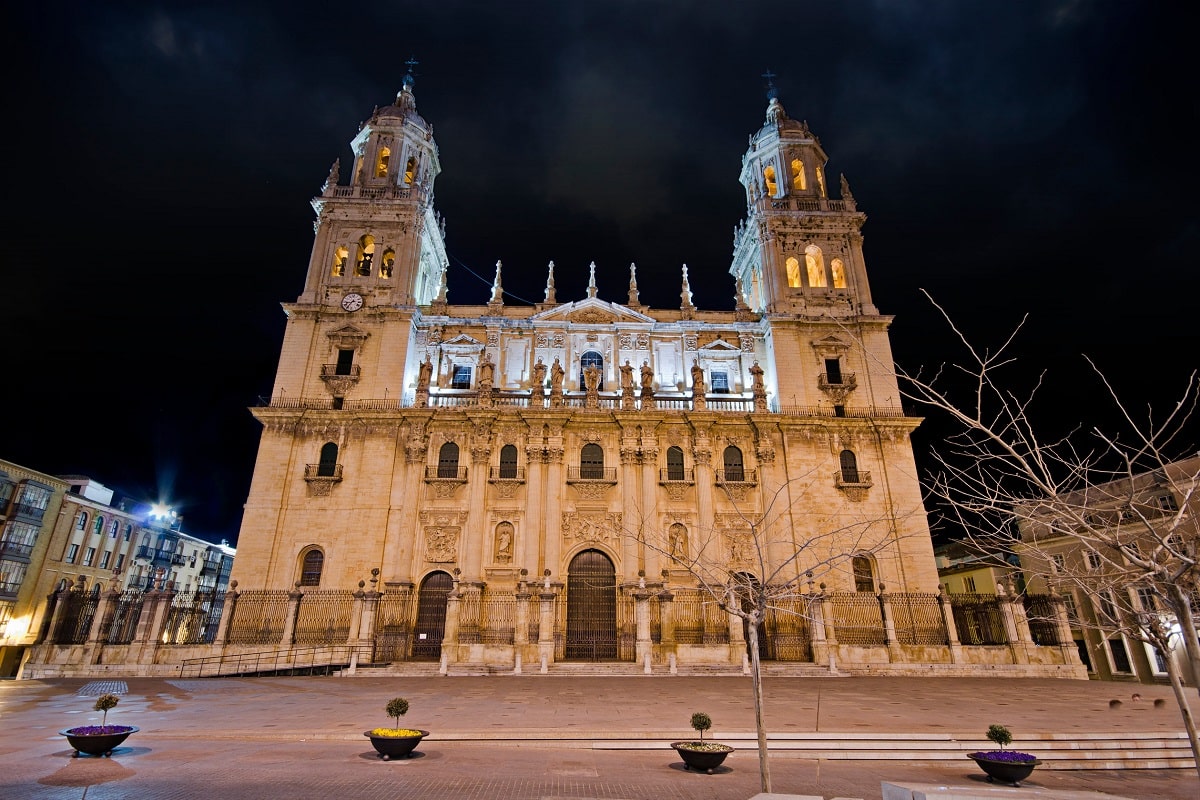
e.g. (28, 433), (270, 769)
(5, 2), (1196, 545)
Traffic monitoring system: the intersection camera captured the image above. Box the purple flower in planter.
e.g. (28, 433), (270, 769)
(971, 749), (1038, 763)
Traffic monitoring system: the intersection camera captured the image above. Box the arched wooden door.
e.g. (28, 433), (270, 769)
(565, 549), (617, 660)
(411, 571), (453, 660)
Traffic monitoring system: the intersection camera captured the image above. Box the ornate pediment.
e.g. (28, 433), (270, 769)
(699, 339), (741, 352)
(326, 325), (370, 351)
(811, 335), (851, 358)
(442, 333), (483, 347)
(531, 297), (656, 325)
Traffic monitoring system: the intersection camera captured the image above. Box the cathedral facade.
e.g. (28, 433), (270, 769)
(227, 74), (994, 673)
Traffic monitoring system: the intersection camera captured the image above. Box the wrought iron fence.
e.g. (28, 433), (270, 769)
(294, 590), (353, 644)
(53, 591), (99, 645)
(829, 592), (886, 645)
(764, 596), (814, 660)
(102, 589), (145, 644)
(949, 593), (1007, 645)
(374, 590), (415, 662)
(456, 590), (482, 644)
(226, 590), (290, 645)
(889, 593), (949, 646)
(1023, 594), (1063, 646)
(617, 592), (636, 661)
(480, 592), (516, 645)
(162, 590), (225, 645)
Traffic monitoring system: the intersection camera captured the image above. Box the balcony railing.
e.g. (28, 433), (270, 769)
(304, 463), (343, 481)
(715, 468), (758, 485)
(834, 470), (873, 489)
(488, 466), (526, 481)
(199, 558), (222, 576)
(818, 372), (858, 390)
(425, 465), (468, 481)
(0, 540), (34, 560)
(566, 467), (617, 483)
(320, 364), (362, 378)
(135, 545), (178, 566)
(658, 468), (695, 484)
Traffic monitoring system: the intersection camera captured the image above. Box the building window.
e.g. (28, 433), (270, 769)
(1108, 638), (1132, 673)
(76, 512), (88, 531)
(1136, 587), (1157, 611)
(763, 164), (777, 196)
(1051, 553), (1065, 573)
(66, 544), (79, 563)
(839, 450), (860, 484)
(404, 155), (417, 185)
(830, 258), (847, 289)
(93, 517), (104, 536)
(1085, 550), (1102, 570)
(723, 446), (745, 482)
(825, 358), (843, 384)
(963, 576), (977, 592)
(123, 524), (132, 541)
(666, 446), (685, 481)
(83, 547), (96, 567)
(109, 520), (119, 537)
(1096, 590), (1117, 622)
(355, 234), (375, 277)
(317, 442), (339, 477)
(580, 443), (605, 479)
(786, 257), (801, 288)
(711, 371), (729, 393)
(852, 555), (875, 592)
(451, 365), (472, 389)
(437, 442), (461, 478)
(300, 549), (324, 587)
(1158, 494), (1179, 512)
(579, 351), (604, 390)
(335, 349), (354, 376)
(115, 554), (125, 572)
(332, 246), (349, 277)
(790, 158), (805, 191)
(805, 245), (826, 287)
(380, 249), (395, 279)
(100, 551), (111, 569)
(375, 145), (391, 178)
(498, 444), (518, 479)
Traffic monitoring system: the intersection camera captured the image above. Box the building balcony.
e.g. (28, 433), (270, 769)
(0, 540), (35, 561)
(818, 372), (857, 391)
(658, 468), (695, 485)
(715, 469), (757, 486)
(834, 470), (873, 489)
(566, 467), (618, 483)
(319, 364), (361, 396)
(425, 465), (468, 481)
(304, 463), (343, 482)
(488, 466), (526, 482)
(135, 545), (177, 567)
(199, 558), (222, 576)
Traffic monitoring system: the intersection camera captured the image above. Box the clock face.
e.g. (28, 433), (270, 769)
(341, 293), (364, 312)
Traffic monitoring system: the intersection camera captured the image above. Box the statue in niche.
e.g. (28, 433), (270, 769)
(749, 360), (764, 392)
(532, 357), (547, 388)
(691, 359), (706, 395)
(583, 364), (601, 394)
(550, 357), (565, 392)
(416, 356), (433, 392)
(640, 361), (654, 391)
(478, 353), (495, 387)
(619, 360), (634, 391)
(495, 523), (513, 563)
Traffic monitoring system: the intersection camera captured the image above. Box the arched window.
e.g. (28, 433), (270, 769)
(830, 258), (847, 289)
(332, 245), (349, 277)
(816, 166), (826, 198)
(805, 245), (827, 288)
(437, 441), (461, 478)
(852, 555), (875, 593)
(75, 511), (88, 531)
(93, 516), (104, 536)
(579, 351), (604, 391)
(318, 442), (339, 477)
(498, 444), (518, 479)
(763, 164), (778, 196)
(300, 548), (324, 587)
(665, 446), (685, 481)
(668, 523), (688, 560)
(839, 450), (860, 484)
(404, 155), (417, 185)
(375, 146), (391, 178)
(723, 446), (745, 482)
(355, 234), (375, 277)
(380, 249), (395, 279)
(109, 520), (119, 537)
(790, 158), (806, 190)
(580, 443), (605, 480)
(785, 257), (801, 288)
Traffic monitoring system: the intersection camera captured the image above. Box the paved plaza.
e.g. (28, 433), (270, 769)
(0, 674), (1196, 800)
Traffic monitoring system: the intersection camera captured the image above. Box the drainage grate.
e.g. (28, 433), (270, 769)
(78, 680), (128, 696)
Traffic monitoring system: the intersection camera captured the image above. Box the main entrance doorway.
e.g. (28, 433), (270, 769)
(565, 549), (617, 659)
(411, 571), (452, 660)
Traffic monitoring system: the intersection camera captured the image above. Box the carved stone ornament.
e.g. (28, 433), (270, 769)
(562, 511), (622, 545)
(431, 481), (463, 499)
(492, 481), (520, 499)
(326, 325), (370, 351)
(722, 483), (752, 503)
(663, 482), (688, 501)
(571, 482), (611, 501)
(683, 334), (698, 351)
(422, 525), (460, 562)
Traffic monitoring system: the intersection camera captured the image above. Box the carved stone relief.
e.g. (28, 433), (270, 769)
(561, 511), (622, 546)
(419, 510), (467, 562)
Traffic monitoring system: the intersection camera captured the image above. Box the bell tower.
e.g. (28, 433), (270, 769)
(298, 64), (447, 311)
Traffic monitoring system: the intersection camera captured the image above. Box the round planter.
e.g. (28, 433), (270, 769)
(670, 741), (733, 774)
(60, 725), (139, 758)
(968, 753), (1041, 786)
(365, 729), (428, 760)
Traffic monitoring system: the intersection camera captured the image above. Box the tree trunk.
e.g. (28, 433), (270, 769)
(1169, 584), (1200, 694)
(746, 617), (772, 793)
(1164, 657), (1200, 781)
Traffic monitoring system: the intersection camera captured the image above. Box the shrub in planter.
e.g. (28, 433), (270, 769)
(670, 711), (733, 774)
(60, 693), (139, 758)
(365, 696), (428, 760)
(967, 724), (1042, 786)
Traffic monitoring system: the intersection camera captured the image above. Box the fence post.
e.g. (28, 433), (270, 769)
(280, 584), (303, 646)
(809, 590), (829, 667)
(212, 581), (239, 645)
(442, 589), (461, 672)
(879, 586), (903, 663)
(1050, 588), (1082, 667)
(633, 586), (652, 672)
(41, 585), (74, 661)
(726, 586), (746, 665)
(938, 587), (963, 663)
(820, 585), (839, 672)
(995, 582), (1029, 664)
(658, 589), (676, 664)
(537, 577), (556, 672)
(514, 575), (531, 674)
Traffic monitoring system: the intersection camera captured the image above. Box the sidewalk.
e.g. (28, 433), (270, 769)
(0, 674), (1196, 800)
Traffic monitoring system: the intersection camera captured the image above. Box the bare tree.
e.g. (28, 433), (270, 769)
(625, 469), (923, 793)
(896, 291), (1200, 774)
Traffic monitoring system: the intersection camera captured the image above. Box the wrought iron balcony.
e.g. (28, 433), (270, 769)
(425, 465), (468, 481)
(0, 539), (34, 560)
(833, 470), (873, 489)
(818, 372), (857, 390)
(658, 468), (695, 484)
(566, 466), (617, 483)
(199, 557), (222, 576)
(488, 466), (526, 482)
(715, 468), (757, 485)
(304, 463), (343, 481)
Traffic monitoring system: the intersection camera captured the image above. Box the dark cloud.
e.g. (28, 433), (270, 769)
(4, 1), (1195, 543)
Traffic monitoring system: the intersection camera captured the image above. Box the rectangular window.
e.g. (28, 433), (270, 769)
(83, 547), (96, 567)
(824, 358), (842, 384)
(1108, 638), (1132, 673)
(115, 554), (125, 572)
(1097, 590), (1117, 621)
(1136, 587), (1156, 612)
(123, 525), (132, 541)
(100, 551), (111, 569)
(710, 371), (729, 393)
(963, 576), (977, 592)
(1158, 494), (1179, 512)
(1051, 553), (1065, 572)
(451, 365), (472, 389)
(66, 544), (79, 563)
(335, 348), (355, 376)
(1086, 550), (1102, 570)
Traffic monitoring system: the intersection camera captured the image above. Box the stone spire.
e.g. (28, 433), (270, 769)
(431, 264), (449, 313)
(489, 260), (504, 306)
(627, 263), (640, 306)
(734, 275), (754, 321)
(587, 261), (598, 299)
(544, 260), (557, 304)
(680, 264), (695, 318)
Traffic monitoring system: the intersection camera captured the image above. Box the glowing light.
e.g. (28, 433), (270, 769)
(149, 503), (177, 521)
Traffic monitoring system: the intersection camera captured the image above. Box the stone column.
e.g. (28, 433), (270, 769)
(1050, 590), (1081, 666)
(537, 584), (557, 671)
(543, 435), (564, 576)
(213, 581), (240, 645)
(441, 588), (462, 672)
(514, 581), (531, 673)
(879, 587), (903, 663)
(820, 586), (839, 672)
(633, 587), (652, 671)
(658, 590), (676, 673)
(809, 590), (829, 668)
(995, 583), (1029, 665)
(938, 587), (963, 664)
(280, 585), (303, 647)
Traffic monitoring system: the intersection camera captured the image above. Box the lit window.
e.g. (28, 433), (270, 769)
(100, 551), (111, 569)
(805, 245), (826, 287)
(816, 166), (826, 197)
(451, 365), (472, 389)
(790, 158), (805, 190)
(786, 257), (801, 288)
(76, 512), (88, 531)
(711, 371), (729, 393)
(115, 554), (125, 572)
(831, 258), (847, 288)
(375, 146), (391, 178)
(763, 164), (778, 196)
(66, 544), (79, 563)
(579, 351), (604, 390)
(404, 155), (417, 185)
